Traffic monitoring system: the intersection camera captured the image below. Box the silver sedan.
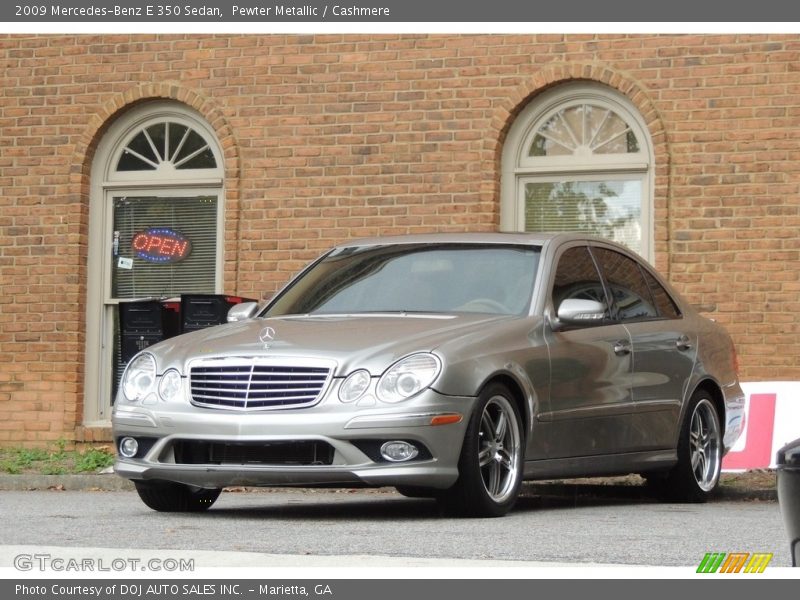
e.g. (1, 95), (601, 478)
(113, 233), (745, 517)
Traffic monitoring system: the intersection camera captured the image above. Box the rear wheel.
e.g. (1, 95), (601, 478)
(438, 383), (524, 517)
(134, 481), (222, 512)
(653, 390), (722, 502)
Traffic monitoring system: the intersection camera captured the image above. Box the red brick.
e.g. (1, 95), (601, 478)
(1, 33), (799, 445)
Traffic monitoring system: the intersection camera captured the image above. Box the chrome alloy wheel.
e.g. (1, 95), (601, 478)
(689, 398), (722, 492)
(477, 395), (522, 503)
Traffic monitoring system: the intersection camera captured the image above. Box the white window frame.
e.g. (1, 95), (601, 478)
(501, 82), (655, 262)
(84, 102), (225, 425)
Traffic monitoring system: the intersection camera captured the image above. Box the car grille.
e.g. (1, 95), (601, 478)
(172, 440), (335, 466)
(189, 360), (332, 410)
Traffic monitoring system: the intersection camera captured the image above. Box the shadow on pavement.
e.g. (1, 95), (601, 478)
(189, 481), (660, 521)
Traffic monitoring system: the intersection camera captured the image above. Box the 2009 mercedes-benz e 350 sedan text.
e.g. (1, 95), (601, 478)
(113, 233), (744, 517)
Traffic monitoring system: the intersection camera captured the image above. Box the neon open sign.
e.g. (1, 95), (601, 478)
(131, 228), (192, 264)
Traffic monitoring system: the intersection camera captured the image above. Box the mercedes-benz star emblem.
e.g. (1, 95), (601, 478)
(258, 326), (276, 349)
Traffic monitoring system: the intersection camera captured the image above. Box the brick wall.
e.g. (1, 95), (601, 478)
(0, 34), (798, 444)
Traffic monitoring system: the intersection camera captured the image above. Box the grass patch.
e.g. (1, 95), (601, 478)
(0, 441), (114, 475)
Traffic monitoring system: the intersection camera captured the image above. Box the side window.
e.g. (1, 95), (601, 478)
(592, 248), (658, 321)
(642, 269), (682, 319)
(552, 246), (609, 318)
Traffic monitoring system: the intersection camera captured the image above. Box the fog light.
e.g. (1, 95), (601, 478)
(380, 441), (419, 462)
(119, 437), (139, 458)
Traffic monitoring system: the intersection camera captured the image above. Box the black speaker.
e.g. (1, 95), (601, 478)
(115, 300), (171, 402)
(118, 300), (165, 363)
(180, 294), (257, 334)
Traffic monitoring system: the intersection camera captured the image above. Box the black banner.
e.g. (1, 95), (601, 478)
(4, 0), (800, 22)
(4, 579), (800, 600)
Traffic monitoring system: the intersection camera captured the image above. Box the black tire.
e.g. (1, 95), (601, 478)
(438, 383), (524, 517)
(655, 390), (722, 503)
(134, 481), (222, 512)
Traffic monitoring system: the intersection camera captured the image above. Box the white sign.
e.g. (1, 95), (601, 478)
(722, 381), (800, 471)
(117, 256), (133, 270)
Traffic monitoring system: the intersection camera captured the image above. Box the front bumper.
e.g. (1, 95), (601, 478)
(112, 389), (475, 490)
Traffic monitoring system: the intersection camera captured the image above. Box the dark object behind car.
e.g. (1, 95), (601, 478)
(777, 438), (800, 566)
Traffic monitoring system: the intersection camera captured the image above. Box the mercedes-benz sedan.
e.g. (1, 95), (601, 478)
(113, 233), (744, 517)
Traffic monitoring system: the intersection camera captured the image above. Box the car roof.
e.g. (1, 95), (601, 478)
(337, 231), (599, 248)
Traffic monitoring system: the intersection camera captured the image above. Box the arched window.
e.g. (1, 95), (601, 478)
(501, 83), (653, 260)
(84, 102), (225, 424)
(114, 119), (218, 173)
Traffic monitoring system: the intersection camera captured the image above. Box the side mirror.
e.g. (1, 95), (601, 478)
(553, 299), (607, 329)
(227, 301), (259, 323)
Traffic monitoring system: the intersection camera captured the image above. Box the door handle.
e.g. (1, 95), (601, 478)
(613, 340), (631, 356)
(676, 335), (693, 351)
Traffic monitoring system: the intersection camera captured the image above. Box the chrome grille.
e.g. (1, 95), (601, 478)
(189, 360), (332, 410)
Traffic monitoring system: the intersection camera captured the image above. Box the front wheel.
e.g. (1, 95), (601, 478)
(438, 383), (524, 517)
(134, 481), (222, 512)
(655, 391), (722, 503)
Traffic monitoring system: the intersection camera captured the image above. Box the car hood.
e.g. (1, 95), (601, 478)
(150, 313), (513, 376)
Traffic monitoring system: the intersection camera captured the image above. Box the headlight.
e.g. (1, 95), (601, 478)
(158, 369), (183, 402)
(376, 353), (441, 403)
(339, 369), (371, 403)
(121, 353), (156, 403)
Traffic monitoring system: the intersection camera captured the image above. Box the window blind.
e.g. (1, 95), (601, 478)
(111, 195), (218, 299)
(524, 179), (642, 255)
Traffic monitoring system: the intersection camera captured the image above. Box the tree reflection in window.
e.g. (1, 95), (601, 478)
(117, 122), (217, 172)
(525, 180), (642, 254)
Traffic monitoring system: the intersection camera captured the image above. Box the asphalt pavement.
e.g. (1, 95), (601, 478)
(0, 470), (779, 500)
(0, 472), (790, 569)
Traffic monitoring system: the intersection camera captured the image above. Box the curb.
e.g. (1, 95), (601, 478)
(0, 474), (777, 501)
(522, 481), (777, 503)
(0, 474), (134, 491)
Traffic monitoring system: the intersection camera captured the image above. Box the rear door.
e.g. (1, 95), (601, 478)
(591, 245), (697, 451)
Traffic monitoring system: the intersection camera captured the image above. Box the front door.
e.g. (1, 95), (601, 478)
(541, 244), (634, 458)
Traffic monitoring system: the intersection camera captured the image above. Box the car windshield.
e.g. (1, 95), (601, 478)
(265, 243), (541, 317)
